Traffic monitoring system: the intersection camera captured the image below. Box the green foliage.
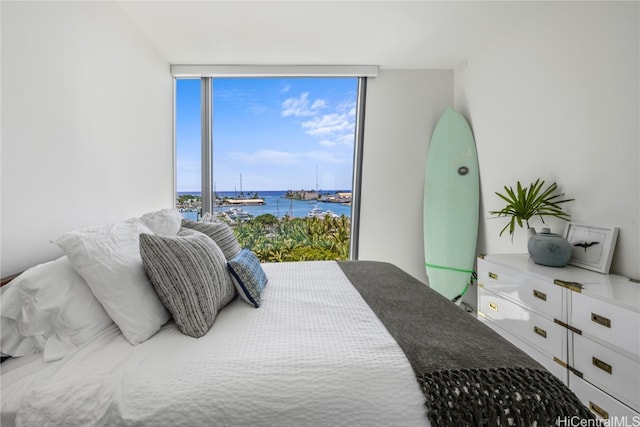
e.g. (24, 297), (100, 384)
(177, 194), (201, 204)
(252, 214), (279, 226)
(233, 215), (351, 262)
(489, 179), (574, 238)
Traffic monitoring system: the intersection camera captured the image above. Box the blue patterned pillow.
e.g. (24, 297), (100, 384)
(227, 249), (268, 308)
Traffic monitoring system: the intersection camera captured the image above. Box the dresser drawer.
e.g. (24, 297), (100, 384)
(571, 292), (640, 356)
(478, 288), (566, 360)
(573, 333), (640, 411)
(478, 258), (564, 320)
(569, 371), (640, 420)
(478, 254), (640, 419)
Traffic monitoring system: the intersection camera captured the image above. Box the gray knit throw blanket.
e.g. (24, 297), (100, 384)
(338, 261), (595, 427)
(417, 367), (593, 426)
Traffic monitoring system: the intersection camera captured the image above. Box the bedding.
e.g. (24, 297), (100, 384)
(338, 261), (594, 425)
(228, 248), (269, 307)
(139, 229), (236, 338)
(0, 256), (113, 361)
(1, 261), (429, 427)
(53, 219), (170, 345)
(1, 210), (593, 427)
(49, 208), (184, 347)
(181, 218), (242, 260)
(1, 258), (595, 426)
(138, 208), (183, 236)
(1, 259), (595, 426)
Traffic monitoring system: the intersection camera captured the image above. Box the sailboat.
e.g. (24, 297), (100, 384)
(225, 173), (252, 222)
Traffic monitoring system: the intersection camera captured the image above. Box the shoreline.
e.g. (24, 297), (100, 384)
(177, 190), (352, 216)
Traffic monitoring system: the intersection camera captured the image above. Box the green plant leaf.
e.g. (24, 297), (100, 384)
(489, 179), (573, 238)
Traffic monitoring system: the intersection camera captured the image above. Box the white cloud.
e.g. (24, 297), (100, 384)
(281, 92), (356, 147)
(281, 92), (325, 117)
(301, 113), (352, 136)
(310, 99), (326, 110)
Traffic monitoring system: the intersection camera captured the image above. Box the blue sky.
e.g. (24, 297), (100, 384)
(176, 77), (358, 193)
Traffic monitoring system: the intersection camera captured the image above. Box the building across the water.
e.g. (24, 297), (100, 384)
(320, 192), (352, 204)
(286, 190), (319, 201)
(224, 198), (265, 205)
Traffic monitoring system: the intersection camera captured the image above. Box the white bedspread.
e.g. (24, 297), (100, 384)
(2, 261), (429, 427)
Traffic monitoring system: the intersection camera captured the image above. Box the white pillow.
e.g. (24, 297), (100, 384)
(54, 220), (170, 345)
(1, 283), (38, 357)
(1, 257), (114, 361)
(138, 208), (183, 236)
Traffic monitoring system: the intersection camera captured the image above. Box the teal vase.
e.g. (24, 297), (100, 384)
(527, 227), (572, 267)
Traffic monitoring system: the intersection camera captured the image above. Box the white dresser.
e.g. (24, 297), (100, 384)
(477, 253), (640, 420)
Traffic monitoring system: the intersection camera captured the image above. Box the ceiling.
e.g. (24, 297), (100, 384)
(117, 1), (548, 69)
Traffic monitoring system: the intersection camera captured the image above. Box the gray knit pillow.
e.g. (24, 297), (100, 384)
(181, 219), (241, 261)
(139, 230), (236, 338)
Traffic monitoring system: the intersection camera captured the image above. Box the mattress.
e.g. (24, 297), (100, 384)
(1, 261), (430, 427)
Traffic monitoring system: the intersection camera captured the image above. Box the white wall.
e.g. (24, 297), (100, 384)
(359, 70), (453, 283)
(1, 2), (173, 277)
(454, 2), (639, 298)
(360, 3), (639, 307)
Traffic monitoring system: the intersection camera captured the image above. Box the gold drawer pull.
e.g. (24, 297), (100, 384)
(591, 313), (611, 328)
(488, 272), (498, 280)
(533, 326), (547, 338)
(488, 302), (498, 312)
(592, 357), (612, 375)
(554, 279), (583, 293)
(589, 401), (608, 419)
(533, 289), (547, 301)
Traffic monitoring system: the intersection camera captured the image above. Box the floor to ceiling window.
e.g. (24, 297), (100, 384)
(174, 67), (372, 261)
(175, 79), (202, 211)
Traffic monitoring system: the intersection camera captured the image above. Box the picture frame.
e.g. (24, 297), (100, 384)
(563, 223), (619, 273)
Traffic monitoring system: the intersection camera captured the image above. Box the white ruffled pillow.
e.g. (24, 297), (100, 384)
(54, 219), (170, 345)
(139, 208), (183, 236)
(1, 285), (38, 358)
(0, 257), (113, 362)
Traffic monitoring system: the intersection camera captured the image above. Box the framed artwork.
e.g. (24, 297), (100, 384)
(563, 223), (619, 273)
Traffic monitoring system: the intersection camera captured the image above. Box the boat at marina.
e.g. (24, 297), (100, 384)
(178, 190), (352, 220)
(307, 206), (339, 219)
(227, 207), (252, 222)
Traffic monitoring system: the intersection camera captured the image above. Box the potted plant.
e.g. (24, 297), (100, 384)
(490, 179), (574, 237)
(490, 179), (575, 266)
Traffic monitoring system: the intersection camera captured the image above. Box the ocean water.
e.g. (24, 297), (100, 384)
(178, 190), (351, 221)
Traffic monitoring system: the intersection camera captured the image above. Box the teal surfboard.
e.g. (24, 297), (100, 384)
(423, 108), (479, 301)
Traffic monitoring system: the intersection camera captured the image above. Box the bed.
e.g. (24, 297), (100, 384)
(0, 209), (593, 426)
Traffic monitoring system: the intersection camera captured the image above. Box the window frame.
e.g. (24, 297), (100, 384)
(172, 66), (377, 260)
